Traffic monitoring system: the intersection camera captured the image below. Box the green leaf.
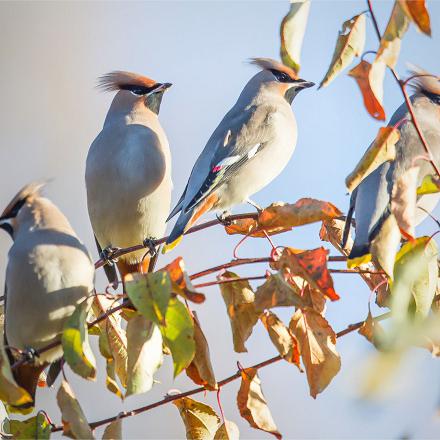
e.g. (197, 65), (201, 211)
(9, 413), (51, 439)
(126, 314), (163, 397)
(173, 397), (220, 440)
(102, 418), (122, 439)
(125, 272), (172, 325)
(62, 297), (96, 380)
(161, 298), (195, 377)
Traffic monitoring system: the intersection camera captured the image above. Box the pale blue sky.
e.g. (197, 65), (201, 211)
(1, 1), (440, 438)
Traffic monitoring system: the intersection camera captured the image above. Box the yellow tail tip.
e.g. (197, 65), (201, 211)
(347, 253), (372, 268)
(162, 235), (183, 254)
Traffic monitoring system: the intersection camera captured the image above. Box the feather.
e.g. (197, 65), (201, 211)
(97, 71), (157, 92)
(250, 57), (298, 80)
(1, 181), (47, 219)
(407, 64), (440, 95)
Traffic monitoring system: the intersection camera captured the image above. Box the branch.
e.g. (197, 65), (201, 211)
(50, 310), (390, 433)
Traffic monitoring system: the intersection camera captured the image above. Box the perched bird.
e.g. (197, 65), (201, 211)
(345, 69), (440, 277)
(86, 71), (172, 283)
(0, 182), (94, 405)
(165, 58), (314, 251)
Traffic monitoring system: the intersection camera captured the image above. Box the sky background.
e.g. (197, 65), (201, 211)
(1, 1), (440, 438)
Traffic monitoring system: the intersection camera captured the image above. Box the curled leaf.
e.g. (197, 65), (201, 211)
(8, 413), (51, 439)
(345, 126), (400, 192)
(290, 307), (341, 398)
(173, 397), (220, 440)
(417, 174), (440, 195)
(280, 0), (311, 72)
(348, 60), (386, 121)
(219, 272), (260, 353)
(57, 380), (94, 439)
(98, 329), (123, 398)
(62, 297), (96, 380)
(126, 314), (163, 397)
(358, 309), (385, 348)
(319, 13), (366, 88)
(237, 367), (281, 439)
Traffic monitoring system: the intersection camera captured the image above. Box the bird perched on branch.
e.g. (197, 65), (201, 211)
(86, 71), (172, 284)
(0, 182), (94, 406)
(345, 68), (440, 277)
(164, 58), (314, 251)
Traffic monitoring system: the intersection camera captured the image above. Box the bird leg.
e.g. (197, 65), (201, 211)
(100, 246), (120, 266)
(143, 237), (158, 257)
(216, 210), (232, 226)
(22, 347), (39, 363)
(246, 198), (263, 213)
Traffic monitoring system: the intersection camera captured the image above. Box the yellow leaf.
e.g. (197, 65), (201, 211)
(219, 272), (260, 353)
(280, 0), (311, 72)
(102, 418), (122, 440)
(319, 13), (366, 88)
(186, 312), (217, 391)
(290, 307), (341, 398)
(345, 126), (399, 192)
(214, 421), (240, 440)
(56, 380), (94, 439)
(237, 367), (281, 439)
(399, 0), (431, 36)
(61, 297), (96, 381)
(417, 174), (440, 195)
(9, 413), (51, 439)
(173, 397), (220, 440)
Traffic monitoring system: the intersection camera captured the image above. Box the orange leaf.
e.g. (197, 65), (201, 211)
(162, 257), (205, 303)
(349, 60), (386, 121)
(290, 307), (341, 398)
(225, 198), (342, 237)
(399, 0), (431, 36)
(277, 247), (340, 301)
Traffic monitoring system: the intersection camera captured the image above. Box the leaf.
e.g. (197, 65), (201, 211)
(98, 329), (123, 398)
(417, 174), (440, 195)
(280, 0), (311, 72)
(214, 421), (240, 440)
(0, 342), (32, 408)
(102, 419), (122, 440)
(57, 380), (95, 439)
(125, 271), (171, 325)
(276, 247), (340, 301)
(219, 272), (260, 353)
(225, 198), (342, 237)
(254, 273), (305, 312)
(126, 314), (163, 397)
(391, 166), (419, 240)
(348, 60), (386, 121)
(303, 285), (327, 315)
(345, 127), (400, 193)
(162, 257), (206, 304)
(358, 309), (385, 348)
(62, 297), (96, 381)
(236, 367), (281, 439)
(375, 1), (409, 69)
(161, 297), (195, 377)
(399, 0), (431, 36)
(173, 397), (220, 440)
(290, 307), (341, 398)
(260, 311), (301, 368)
(9, 413), (51, 439)
(92, 296), (127, 389)
(186, 312), (217, 390)
(391, 237), (438, 321)
(319, 13), (366, 88)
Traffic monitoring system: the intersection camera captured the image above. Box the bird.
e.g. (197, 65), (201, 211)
(85, 71), (172, 285)
(344, 68), (440, 277)
(164, 58), (314, 251)
(0, 182), (94, 407)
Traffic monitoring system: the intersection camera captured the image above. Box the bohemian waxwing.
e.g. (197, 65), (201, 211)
(86, 71), (172, 283)
(345, 68), (440, 277)
(0, 182), (94, 405)
(165, 58), (314, 250)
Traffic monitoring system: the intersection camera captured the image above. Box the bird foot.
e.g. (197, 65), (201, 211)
(22, 347), (39, 362)
(100, 246), (120, 266)
(216, 211), (232, 226)
(143, 237), (158, 257)
(246, 198), (263, 214)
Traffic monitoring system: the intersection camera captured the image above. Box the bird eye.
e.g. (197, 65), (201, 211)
(269, 69), (292, 83)
(130, 88), (146, 96)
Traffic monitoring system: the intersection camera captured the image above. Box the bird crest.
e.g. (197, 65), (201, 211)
(250, 58), (298, 80)
(97, 71), (158, 93)
(1, 181), (47, 219)
(408, 64), (440, 95)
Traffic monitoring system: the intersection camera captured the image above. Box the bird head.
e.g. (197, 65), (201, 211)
(250, 58), (314, 104)
(98, 71), (172, 114)
(0, 181), (46, 239)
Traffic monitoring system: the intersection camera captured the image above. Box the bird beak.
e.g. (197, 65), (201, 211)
(148, 82), (173, 96)
(296, 79), (315, 89)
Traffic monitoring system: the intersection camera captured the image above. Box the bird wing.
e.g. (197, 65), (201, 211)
(181, 105), (276, 213)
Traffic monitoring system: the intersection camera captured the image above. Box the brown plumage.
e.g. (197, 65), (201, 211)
(250, 57), (298, 80)
(97, 70), (158, 92)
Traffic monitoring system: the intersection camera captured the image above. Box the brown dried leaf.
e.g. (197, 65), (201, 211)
(399, 0), (431, 35)
(290, 307), (341, 398)
(391, 166), (419, 240)
(214, 420), (240, 440)
(225, 198), (342, 237)
(345, 126), (399, 193)
(260, 311), (301, 368)
(303, 285), (327, 315)
(56, 380), (95, 439)
(186, 312), (217, 390)
(358, 309), (385, 348)
(219, 272), (260, 353)
(348, 60), (386, 121)
(237, 367), (281, 439)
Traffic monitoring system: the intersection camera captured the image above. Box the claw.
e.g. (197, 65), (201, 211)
(216, 211), (232, 226)
(100, 246), (120, 266)
(143, 237), (158, 257)
(23, 347), (39, 362)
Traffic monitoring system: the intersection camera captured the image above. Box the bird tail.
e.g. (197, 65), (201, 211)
(163, 193), (218, 253)
(117, 258), (150, 280)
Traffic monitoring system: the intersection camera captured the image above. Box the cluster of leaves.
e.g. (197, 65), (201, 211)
(1, 1), (440, 439)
